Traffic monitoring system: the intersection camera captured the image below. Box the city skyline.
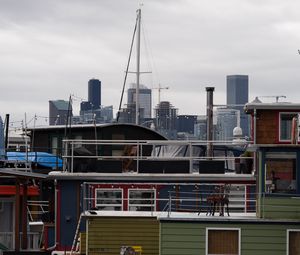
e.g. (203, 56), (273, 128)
(1, 0), (300, 124)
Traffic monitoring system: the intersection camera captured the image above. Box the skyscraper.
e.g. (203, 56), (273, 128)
(88, 79), (101, 109)
(127, 83), (152, 119)
(155, 101), (178, 139)
(226, 75), (249, 137)
(216, 108), (239, 141)
(49, 100), (72, 125)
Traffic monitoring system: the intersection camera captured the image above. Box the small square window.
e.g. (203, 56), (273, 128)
(206, 228), (240, 255)
(128, 189), (156, 211)
(95, 189), (123, 211)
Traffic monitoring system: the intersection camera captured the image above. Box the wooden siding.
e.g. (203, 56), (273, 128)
(260, 196), (300, 219)
(86, 217), (159, 255)
(256, 110), (278, 144)
(80, 232), (86, 254)
(160, 222), (300, 255)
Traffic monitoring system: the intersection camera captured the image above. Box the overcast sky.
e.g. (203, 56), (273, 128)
(1, 0), (300, 128)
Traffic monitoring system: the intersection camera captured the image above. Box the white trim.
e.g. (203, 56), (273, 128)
(206, 227), (241, 255)
(128, 188), (156, 211)
(286, 229), (300, 255)
(94, 188), (123, 210)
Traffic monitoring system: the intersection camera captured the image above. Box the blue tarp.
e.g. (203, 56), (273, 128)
(7, 152), (63, 169)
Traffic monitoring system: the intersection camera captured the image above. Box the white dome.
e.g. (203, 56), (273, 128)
(233, 126), (243, 137)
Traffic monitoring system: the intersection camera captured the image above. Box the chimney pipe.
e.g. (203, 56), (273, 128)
(206, 87), (214, 159)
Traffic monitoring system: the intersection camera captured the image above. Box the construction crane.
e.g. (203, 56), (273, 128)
(152, 84), (169, 104)
(259, 95), (286, 103)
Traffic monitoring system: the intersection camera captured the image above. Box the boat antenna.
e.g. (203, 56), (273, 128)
(116, 12), (139, 122)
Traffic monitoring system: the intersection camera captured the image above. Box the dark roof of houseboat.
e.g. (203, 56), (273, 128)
(244, 102), (300, 113)
(26, 123), (168, 139)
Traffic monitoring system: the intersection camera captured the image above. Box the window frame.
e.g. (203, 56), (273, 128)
(206, 227), (241, 255)
(264, 152), (297, 194)
(95, 188), (123, 211)
(128, 188), (156, 211)
(279, 112), (299, 142)
(287, 229), (300, 255)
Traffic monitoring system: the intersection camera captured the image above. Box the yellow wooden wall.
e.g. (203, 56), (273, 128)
(86, 216), (159, 255)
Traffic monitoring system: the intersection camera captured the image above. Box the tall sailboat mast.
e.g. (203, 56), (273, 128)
(135, 8), (141, 125)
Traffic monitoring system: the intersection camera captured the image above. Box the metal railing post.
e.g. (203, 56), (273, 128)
(83, 183), (86, 212)
(244, 186), (247, 213)
(189, 142), (192, 173)
(71, 141), (74, 173)
(262, 192), (265, 218)
(63, 140), (68, 172)
(168, 192), (171, 217)
(137, 141), (140, 173)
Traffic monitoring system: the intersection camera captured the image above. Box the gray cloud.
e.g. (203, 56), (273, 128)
(0, 0), (300, 124)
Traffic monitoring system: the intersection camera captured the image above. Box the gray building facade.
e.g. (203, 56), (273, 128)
(226, 75), (249, 137)
(216, 108), (239, 141)
(127, 83), (152, 119)
(49, 100), (72, 125)
(88, 79), (101, 109)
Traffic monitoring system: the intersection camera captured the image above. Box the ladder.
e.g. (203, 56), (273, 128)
(70, 213), (84, 255)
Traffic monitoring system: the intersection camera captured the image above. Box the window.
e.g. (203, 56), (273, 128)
(280, 113), (298, 141)
(95, 189), (123, 211)
(206, 228), (240, 255)
(128, 189), (156, 211)
(265, 152), (296, 193)
(0, 201), (3, 212)
(287, 230), (300, 255)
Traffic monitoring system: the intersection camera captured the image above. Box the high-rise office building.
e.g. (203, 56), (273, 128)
(194, 115), (207, 140)
(226, 75), (249, 137)
(176, 115), (197, 134)
(49, 100), (72, 125)
(155, 101), (178, 139)
(88, 79), (101, 109)
(127, 83), (152, 119)
(215, 108), (239, 141)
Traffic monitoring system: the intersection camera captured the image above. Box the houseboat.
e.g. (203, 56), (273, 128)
(59, 101), (300, 255)
(1, 122), (254, 254)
